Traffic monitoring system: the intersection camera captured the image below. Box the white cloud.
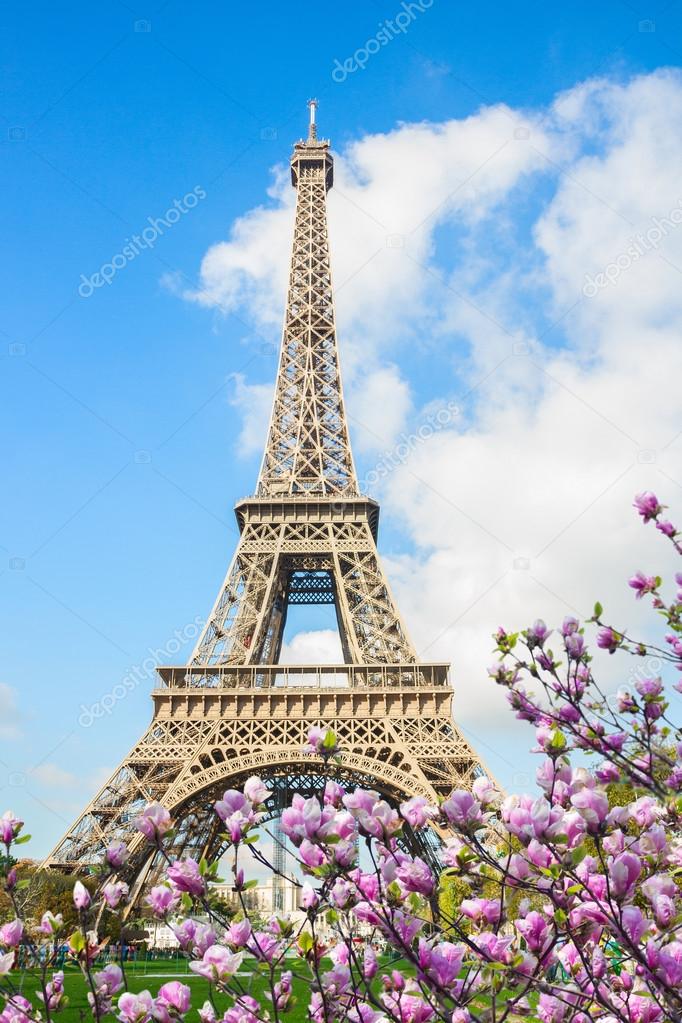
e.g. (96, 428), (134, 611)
(348, 364), (412, 454)
(228, 373), (273, 459)
(279, 629), (343, 665)
(382, 71), (682, 750)
(0, 684), (19, 738)
(182, 70), (682, 788)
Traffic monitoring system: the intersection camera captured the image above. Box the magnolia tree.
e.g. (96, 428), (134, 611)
(1, 492), (681, 1023)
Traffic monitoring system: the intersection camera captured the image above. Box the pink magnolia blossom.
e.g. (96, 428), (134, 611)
(301, 882), (319, 909)
(73, 881), (91, 910)
(103, 881), (129, 909)
(0, 952), (16, 977)
(226, 918), (251, 947)
(246, 931), (280, 963)
(37, 972), (65, 1013)
(280, 795), (324, 844)
(171, 920), (197, 950)
(537, 994), (568, 1023)
(323, 780), (345, 806)
(609, 852), (642, 899)
(652, 894), (676, 928)
(399, 795), (438, 828)
(628, 571), (658, 599)
(299, 838), (327, 868)
(381, 992), (434, 1023)
(363, 946), (378, 980)
(620, 905), (650, 944)
(303, 726), (338, 756)
(472, 775), (498, 806)
(460, 898), (501, 926)
(442, 790), (483, 829)
(135, 803), (171, 842)
(118, 991), (154, 1023)
(197, 1003), (215, 1023)
(0, 920), (23, 948)
(214, 789), (249, 820)
(395, 856), (434, 896)
(634, 491), (663, 522)
(223, 996), (260, 1023)
(37, 911), (63, 935)
(272, 972), (292, 1012)
(153, 982), (191, 1022)
(243, 776), (270, 805)
(417, 939), (465, 986)
(167, 857), (205, 897)
(656, 518), (676, 537)
(95, 963), (124, 996)
(189, 945), (243, 983)
(629, 796), (662, 828)
(105, 840), (129, 868)
(145, 885), (180, 917)
(596, 626), (620, 652)
(192, 924), (216, 956)
(0, 813), (23, 845)
(515, 911), (551, 954)
(570, 787), (609, 831)
(344, 792), (400, 840)
(0, 995), (33, 1023)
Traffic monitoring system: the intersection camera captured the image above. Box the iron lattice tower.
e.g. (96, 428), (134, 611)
(43, 103), (488, 901)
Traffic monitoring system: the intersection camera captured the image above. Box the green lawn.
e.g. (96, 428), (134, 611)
(2, 956), (389, 1023)
(3, 956), (525, 1022)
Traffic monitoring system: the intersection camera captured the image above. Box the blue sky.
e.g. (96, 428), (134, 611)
(2, 1), (682, 856)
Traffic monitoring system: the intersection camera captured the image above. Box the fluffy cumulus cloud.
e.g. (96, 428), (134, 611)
(184, 70), (682, 787)
(280, 629), (344, 665)
(228, 373), (274, 459)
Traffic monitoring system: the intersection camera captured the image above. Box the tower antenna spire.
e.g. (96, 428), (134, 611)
(307, 97), (318, 140)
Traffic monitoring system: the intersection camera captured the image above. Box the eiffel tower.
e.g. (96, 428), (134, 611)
(43, 102), (486, 899)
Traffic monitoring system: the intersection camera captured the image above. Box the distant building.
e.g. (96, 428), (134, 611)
(211, 876), (300, 916)
(145, 921), (180, 949)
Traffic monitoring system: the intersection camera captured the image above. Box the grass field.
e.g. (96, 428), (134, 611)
(3, 955), (526, 1022)
(3, 956), (402, 1022)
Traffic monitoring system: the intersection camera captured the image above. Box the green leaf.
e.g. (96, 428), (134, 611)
(298, 931), (313, 953)
(13, 835), (31, 846)
(243, 879), (259, 890)
(321, 729), (337, 750)
(69, 931), (85, 953)
(571, 844), (588, 867)
(548, 729), (566, 752)
(593, 601), (603, 619)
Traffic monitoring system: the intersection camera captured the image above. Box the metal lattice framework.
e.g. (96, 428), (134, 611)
(42, 102), (489, 902)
